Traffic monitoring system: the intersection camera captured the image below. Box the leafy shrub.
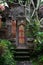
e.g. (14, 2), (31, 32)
(0, 40), (16, 65)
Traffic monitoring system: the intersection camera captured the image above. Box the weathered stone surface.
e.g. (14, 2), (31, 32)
(16, 61), (32, 65)
(10, 6), (25, 19)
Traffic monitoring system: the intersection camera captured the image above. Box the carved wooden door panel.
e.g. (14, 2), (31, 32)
(19, 25), (25, 44)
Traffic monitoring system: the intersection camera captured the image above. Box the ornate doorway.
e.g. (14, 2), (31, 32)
(16, 17), (26, 47)
(18, 24), (25, 44)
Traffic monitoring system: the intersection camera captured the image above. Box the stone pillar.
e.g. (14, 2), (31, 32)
(11, 20), (16, 38)
(0, 15), (2, 29)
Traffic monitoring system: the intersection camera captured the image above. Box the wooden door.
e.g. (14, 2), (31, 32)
(19, 25), (25, 44)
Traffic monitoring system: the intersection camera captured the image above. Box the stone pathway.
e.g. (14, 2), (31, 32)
(16, 61), (32, 65)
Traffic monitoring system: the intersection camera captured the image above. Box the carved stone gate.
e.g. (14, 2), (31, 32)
(16, 16), (27, 48)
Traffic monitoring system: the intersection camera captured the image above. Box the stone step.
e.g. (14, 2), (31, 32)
(14, 49), (32, 61)
(15, 56), (29, 58)
(16, 61), (32, 65)
(17, 46), (28, 49)
(15, 52), (29, 54)
(15, 56), (30, 61)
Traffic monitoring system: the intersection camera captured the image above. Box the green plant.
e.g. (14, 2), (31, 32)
(32, 55), (43, 65)
(0, 40), (16, 65)
(38, 55), (43, 63)
(25, 21), (33, 37)
(9, 0), (14, 3)
(32, 60), (39, 65)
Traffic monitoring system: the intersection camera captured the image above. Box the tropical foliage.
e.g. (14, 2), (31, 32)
(0, 40), (16, 65)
